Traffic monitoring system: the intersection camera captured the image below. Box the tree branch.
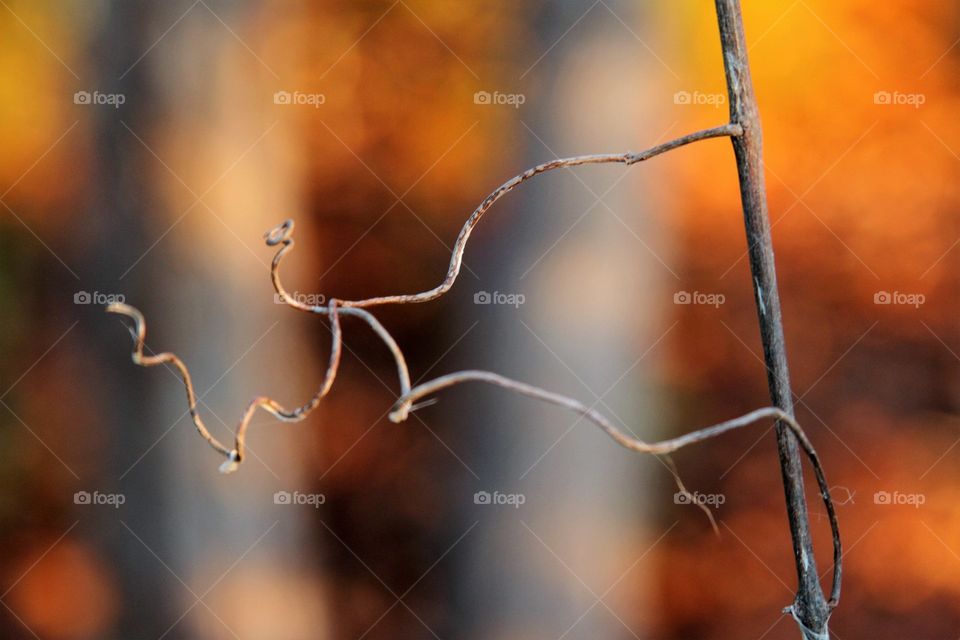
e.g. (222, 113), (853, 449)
(106, 123), (742, 468)
(714, 0), (838, 634)
(388, 369), (839, 567)
(335, 123), (742, 309)
(106, 108), (840, 631)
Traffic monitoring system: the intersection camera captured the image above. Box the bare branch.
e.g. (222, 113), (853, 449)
(102, 3), (841, 630)
(106, 114), (837, 624)
(264, 219), (413, 417)
(389, 369), (840, 607)
(106, 300), (344, 472)
(715, 0), (838, 632)
(333, 123), (742, 309)
(106, 117), (741, 471)
(107, 303), (234, 458)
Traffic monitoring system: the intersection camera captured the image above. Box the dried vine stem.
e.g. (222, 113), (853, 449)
(109, 118), (840, 620)
(265, 218), (414, 421)
(108, 123), (745, 467)
(107, 303), (234, 459)
(335, 123), (741, 309)
(715, 0), (837, 634)
(107, 299), (344, 472)
(108, 214), (422, 471)
(388, 370), (839, 606)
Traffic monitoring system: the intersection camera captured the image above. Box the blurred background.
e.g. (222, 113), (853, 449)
(0, 0), (958, 638)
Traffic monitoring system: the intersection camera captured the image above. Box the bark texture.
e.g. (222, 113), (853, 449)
(714, 0), (832, 636)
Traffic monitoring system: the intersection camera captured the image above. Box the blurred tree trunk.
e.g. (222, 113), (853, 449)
(150, 1), (328, 637)
(87, 1), (176, 635)
(86, 1), (327, 637)
(458, 1), (669, 636)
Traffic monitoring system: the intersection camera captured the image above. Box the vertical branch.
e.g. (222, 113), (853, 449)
(714, 0), (833, 637)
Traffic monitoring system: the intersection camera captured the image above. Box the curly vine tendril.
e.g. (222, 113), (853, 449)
(107, 121), (838, 608)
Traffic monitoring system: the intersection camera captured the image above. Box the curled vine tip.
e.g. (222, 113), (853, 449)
(105, 302), (146, 349)
(106, 301), (139, 320)
(265, 218), (294, 246)
(219, 449), (240, 474)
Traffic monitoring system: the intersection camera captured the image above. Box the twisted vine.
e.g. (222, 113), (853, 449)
(108, 121), (840, 607)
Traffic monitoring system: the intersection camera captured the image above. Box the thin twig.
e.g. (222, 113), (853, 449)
(107, 303), (234, 458)
(715, 0), (838, 633)
(104, 122), (749, 473)
(264, 219), (414, 419)
(107, 300), (344, 471)
(107, 115), (840, 627)
(334, 123), (742, 308)
(388, 369), (840, 606)
(103, 4), (844, 629)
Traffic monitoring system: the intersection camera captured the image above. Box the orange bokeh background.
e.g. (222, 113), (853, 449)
(1, 1), (958, 638)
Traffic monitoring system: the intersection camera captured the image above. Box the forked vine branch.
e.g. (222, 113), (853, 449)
(107, 1), (840, 636)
